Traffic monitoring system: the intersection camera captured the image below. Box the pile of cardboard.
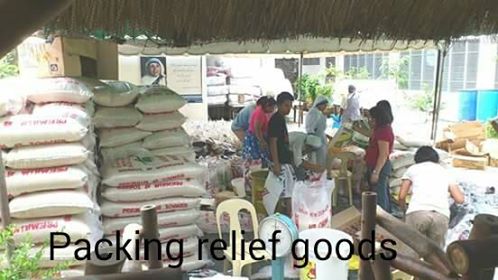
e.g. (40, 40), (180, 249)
(437, 121), (497, 170)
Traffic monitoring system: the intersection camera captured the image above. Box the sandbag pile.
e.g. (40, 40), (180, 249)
(388, 150), (416, 200)
(94, 84), (207, 271)
(0, 77), (103, 269)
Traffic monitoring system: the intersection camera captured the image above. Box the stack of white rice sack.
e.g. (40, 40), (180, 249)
(0, 77), (103, 272)
(389, 135), (451, 200)
(95, 84), (208, 271)
(206, 67), (228, 105)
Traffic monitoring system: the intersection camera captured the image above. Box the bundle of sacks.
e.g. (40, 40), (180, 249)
(94, 84), (208, 271)
(0, 77), (103, 273)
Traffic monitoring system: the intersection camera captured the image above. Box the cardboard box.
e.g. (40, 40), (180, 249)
(330, 207), (417, 257)
(17, 36), (117, 79)
(452, 154), (488, 170)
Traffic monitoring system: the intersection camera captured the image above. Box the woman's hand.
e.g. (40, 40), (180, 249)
(370, 172), (379, 185)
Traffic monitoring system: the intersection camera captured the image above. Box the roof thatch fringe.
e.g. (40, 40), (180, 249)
(48, 0), (498, 47)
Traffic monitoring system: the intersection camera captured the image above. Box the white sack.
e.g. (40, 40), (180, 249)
(389, 177), (403, 188)
(95, 80), (139, 107)
(396, 135), (432, 148)
(142, 128), (191, 149)
(392, 167), (408, 178)
(102, 179), (206, 202)
(26, 77), (94, 104)
(207, 85), (228, 96)
(0, 115), (88, 148)
(4, 143), (90, 169)
(106, 224), (202, 243)
(100, 142), (148, 163)
(135, 111), (186, 132)
(135, 86), (186, 113)
(32, 102), (92, 128)
(6, 165), (88, 197)
(93, 106), (143, 128)
(11, 212), (100, 245)
(102, 155), (206, 188)
(9, 190), (94, 219)
(100, 197), (201, 218)
(0, 93), (25, 117)
(103, 209), (200, 234)
(150, 146), (196, 162)
(389, 150), (415, 170)
(99, 128), (152, 148)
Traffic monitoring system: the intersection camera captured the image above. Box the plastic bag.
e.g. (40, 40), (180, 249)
(292, 172), (334, 231)
(262, 172), (284, 215)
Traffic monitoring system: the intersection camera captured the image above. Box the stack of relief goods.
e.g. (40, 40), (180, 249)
(389, 135), (450, 201)
(206, 66), (229, 105)
(227, 68), (262, 107)
(95, 84), (208, 271)
(0, 77), (103, 273)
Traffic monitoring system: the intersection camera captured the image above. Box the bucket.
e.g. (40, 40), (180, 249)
(458, 90), (477, 121)
(250, 169), (269, 218)
(476, 89), (498, 122)
(297, 228), (353, 280)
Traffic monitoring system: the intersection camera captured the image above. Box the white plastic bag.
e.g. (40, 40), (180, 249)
(262, 172), (284, 215)
(292, 173), (334, 231)
(135, 86), (186, 113)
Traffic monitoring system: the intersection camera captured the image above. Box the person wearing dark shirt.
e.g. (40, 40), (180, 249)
(364, 100), (394, 212)
(267, 91), (295, 215)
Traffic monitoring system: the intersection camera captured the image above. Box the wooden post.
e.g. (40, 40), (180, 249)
(0, 152), (13, 261)
(84, 247), (126, 275)
(447, 236), (498, 276)
(359, 191), (376, 280)
(390, 252), (456, 280)
(459, 214), (498, 280)
(376, 205), (456, 277)
(370, 251), (392, 280)
(141, 205), (163, 269)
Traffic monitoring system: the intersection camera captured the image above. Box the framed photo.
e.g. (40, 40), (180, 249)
(140, 56), (166, 85)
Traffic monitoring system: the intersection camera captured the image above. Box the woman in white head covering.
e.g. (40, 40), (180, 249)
(305, 95), (329, 167)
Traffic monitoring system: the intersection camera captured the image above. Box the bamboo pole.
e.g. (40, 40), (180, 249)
(446, 236), (498, 276)
(390, 252), (456, 280)
(140, 205), (162, 269)
(359, 191), (376, 280)
(370, 251), (392, 280)
(0, 152), (13, 261)
(375, 205), (456, 276)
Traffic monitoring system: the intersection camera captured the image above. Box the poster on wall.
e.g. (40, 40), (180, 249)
(166, 56), (202, 103)
(140, 56), (166, 85)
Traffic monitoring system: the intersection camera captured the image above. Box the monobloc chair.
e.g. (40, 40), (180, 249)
(329, 151), (356, 207)
(216, 198), (271, 277)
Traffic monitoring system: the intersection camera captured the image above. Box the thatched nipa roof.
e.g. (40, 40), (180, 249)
(48, 0), (498, 47)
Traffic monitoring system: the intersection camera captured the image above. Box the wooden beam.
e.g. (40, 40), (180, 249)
(359, 192), (376, 280)
(375, 206), (456, 277)
(390, 252), (456, 280)
(0, 0), (74, 58)
(446, 236), (498, 275)
(370, 251), (392, 280)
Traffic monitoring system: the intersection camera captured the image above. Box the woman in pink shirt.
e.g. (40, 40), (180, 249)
(242, 97), (276, 165)
(364, 100), (394, 212)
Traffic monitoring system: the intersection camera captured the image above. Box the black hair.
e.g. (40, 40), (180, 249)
(256, 96), (268, 106)
(376, 100), (394, 124)
(264, 97), (277, 107)
(277, 91), (294, 105)
(414, 146), (440, 164)
(348, 85), (356, 93)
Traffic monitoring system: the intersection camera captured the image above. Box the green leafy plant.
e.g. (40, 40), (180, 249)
(485, 122), (498, 139)
(344, 67), (370, 79)
(0, 225), (70, 280)
(0, 50), (19, 78)
(380, 56), (409, 89)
